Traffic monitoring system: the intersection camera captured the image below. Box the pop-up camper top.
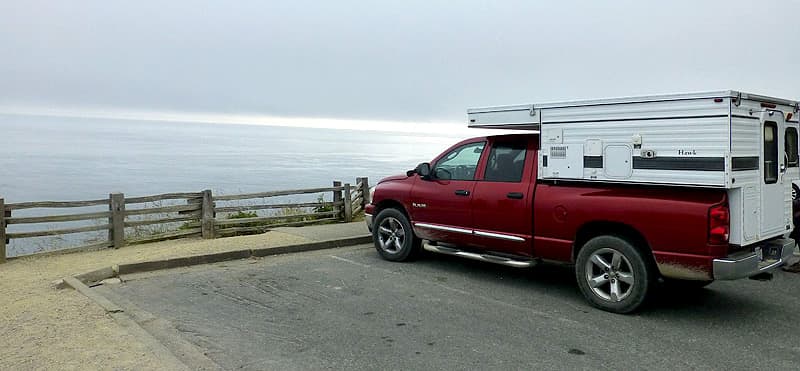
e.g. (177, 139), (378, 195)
(468, 90), (800, 245)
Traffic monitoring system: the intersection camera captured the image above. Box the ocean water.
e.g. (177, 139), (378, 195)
(0, 114), (466, 256)
(0, 114), (465, 201)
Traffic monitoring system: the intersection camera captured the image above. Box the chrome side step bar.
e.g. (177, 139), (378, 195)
(423, 242), (535, 268)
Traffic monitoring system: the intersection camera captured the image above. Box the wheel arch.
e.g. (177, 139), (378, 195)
(373, 199), (411, 220)
(573, 221), (656, 268)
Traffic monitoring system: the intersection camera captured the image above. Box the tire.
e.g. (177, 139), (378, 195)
(575, 235), (654, 314)
(372, 208), (421, 262)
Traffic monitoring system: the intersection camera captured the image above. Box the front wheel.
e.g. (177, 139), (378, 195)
(575, 236), (654, 314)
(372, 208), (421, 262)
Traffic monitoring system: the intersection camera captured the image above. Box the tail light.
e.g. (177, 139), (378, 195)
(708, 203), (730, 245)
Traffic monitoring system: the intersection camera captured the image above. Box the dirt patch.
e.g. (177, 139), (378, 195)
(0, 231), (310, 370)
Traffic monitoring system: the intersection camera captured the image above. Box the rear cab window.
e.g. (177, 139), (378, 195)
(483, 140), (527, 182)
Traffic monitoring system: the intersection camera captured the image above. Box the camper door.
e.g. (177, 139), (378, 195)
(760, 110), (790, 238)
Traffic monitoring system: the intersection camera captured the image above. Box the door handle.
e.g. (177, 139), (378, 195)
(454, 190), (470, 196)
(507, 192), (524, 199)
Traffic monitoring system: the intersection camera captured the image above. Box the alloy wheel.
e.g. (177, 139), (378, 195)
(377, 217), (405, 253)
(585, 247), (635, 302)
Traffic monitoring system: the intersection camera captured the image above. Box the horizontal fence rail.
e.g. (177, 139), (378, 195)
(0, 177), (369, 262)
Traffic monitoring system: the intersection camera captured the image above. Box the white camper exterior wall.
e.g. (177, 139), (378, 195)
(537, 98), (732, 187)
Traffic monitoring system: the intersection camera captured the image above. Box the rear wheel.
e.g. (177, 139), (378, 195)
(575, 235), (654, 314)
(372, 208), (421, 262)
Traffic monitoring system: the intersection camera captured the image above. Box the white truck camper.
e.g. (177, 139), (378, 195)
(467, 90), (800, 247)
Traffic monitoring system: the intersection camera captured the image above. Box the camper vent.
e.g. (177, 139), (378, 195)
(550, 146), (568, 159)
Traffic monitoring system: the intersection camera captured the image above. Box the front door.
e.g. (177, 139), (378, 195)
(761, 111), (789, 238)
(410, 141), (486, 246)
(471, 138), (535, 256)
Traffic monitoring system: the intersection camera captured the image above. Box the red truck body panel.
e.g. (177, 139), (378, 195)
(532, 183), (726, 279)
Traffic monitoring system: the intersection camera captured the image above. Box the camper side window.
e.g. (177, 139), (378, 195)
(764, 122), (778, 184)
(786, 127), (798, 168)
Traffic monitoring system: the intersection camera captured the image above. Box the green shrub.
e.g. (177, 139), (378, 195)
(313, 194), (333, 213)
(228, 210), (259, 219)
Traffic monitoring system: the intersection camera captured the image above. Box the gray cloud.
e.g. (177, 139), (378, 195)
(1, 0), (799, 122)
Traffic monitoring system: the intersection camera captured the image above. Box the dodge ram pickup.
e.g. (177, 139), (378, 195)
(364, 133), (794, 313)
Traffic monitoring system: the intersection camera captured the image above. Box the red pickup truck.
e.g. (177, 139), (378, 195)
(365, 133), (794, 313)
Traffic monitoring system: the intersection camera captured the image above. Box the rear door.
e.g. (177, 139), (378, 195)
(471, 137), (535, 256)
(410, 140), (486, 246)
(760, 111), (790, 238)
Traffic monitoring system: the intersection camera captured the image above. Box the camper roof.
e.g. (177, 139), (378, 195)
(467, 90), (800, 130)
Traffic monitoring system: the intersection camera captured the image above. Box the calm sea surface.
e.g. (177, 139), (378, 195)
(0, 114), (464, 201)
(0, 114), (465, 256)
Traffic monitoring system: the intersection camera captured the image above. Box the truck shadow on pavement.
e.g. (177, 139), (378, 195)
(412, 252), (776, 322)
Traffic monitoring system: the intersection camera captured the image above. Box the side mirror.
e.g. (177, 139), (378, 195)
(415, 162), (432, 179)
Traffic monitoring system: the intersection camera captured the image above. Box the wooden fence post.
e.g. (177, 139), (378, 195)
(343, 183), (353, 222)
(201, 189), (215, 239)
(109, 193), (126, 249)
(0, 198), (6, 263)
(357, 177), (370, 209)
(333, 181), (342, 220)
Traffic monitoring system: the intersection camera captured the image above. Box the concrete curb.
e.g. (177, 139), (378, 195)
(62, 276), (124, 313)
(116, 249), (253, 275)
(251, 235), (373, 257)
(57, 235), (372, 289)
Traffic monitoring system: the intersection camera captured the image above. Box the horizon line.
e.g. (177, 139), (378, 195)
(0, 105), (478, 136)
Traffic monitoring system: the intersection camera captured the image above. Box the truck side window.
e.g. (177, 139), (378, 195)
(764, 122), (778, 184)
(483, 141), (527, 182)
(433, 142), (485, 180)
(786, 127), (798, 168)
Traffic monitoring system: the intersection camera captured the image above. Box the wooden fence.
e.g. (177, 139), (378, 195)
(0, 177), (370, 263)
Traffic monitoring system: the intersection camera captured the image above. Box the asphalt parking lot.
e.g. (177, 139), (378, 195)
(97, 244), (800, 370)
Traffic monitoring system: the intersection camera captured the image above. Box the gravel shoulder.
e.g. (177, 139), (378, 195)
(0, 230), (311, 370)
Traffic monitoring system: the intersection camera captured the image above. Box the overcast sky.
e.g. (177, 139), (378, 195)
(1, 0), (799, 126)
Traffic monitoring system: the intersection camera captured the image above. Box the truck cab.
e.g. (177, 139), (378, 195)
(408, 134), (536, 256)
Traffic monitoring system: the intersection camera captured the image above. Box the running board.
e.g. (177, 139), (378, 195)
(423, 242), (535, 268)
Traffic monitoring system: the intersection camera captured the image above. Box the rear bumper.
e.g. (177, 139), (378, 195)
(713, 238), (795, 280)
